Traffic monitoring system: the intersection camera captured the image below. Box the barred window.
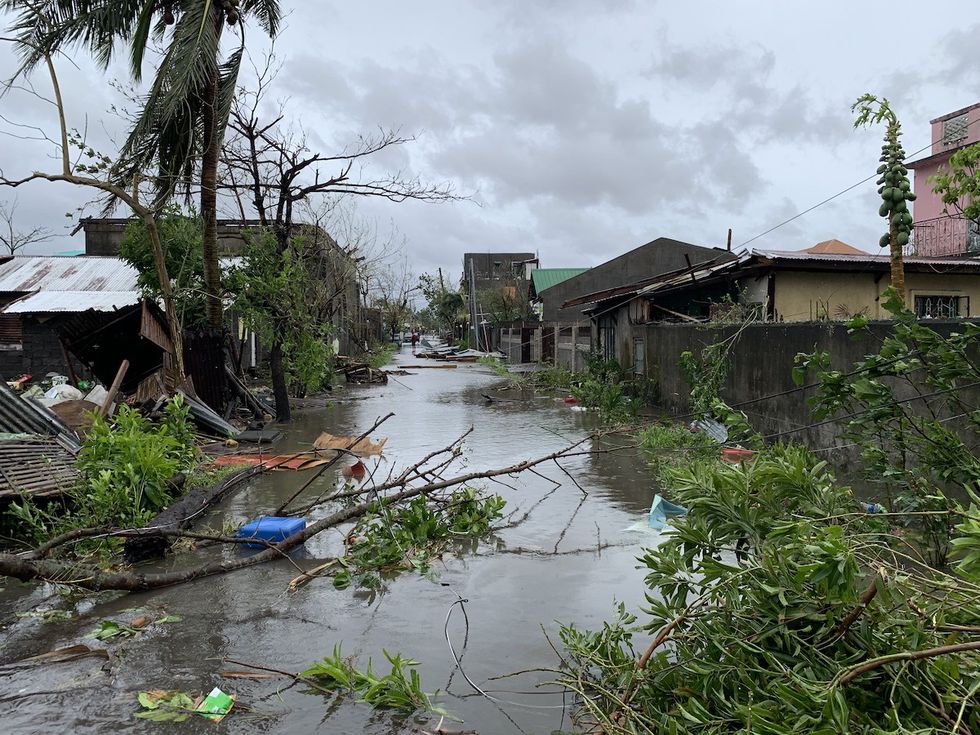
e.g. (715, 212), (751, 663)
(914, 294), (963, 319)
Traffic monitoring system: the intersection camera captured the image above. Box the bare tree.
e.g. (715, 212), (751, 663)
(218, 57), (460, 420)
(0, 197), (52, 254)
(370, 255), (418, 340)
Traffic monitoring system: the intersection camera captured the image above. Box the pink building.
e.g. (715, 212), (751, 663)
(907, 102), (980, 257)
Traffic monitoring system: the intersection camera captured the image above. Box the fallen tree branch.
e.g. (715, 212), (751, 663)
(838, 640), (980, 685)
(0, 433), (596, 591)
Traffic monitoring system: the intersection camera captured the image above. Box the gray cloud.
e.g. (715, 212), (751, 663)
(1, 2), (977, 276)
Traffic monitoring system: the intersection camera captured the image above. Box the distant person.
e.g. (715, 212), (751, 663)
(411, 331), (419, 350)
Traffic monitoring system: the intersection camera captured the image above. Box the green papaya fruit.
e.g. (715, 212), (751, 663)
(897, 232), (910, 246)
(907, 192), (916, 201)
(879, 202), (891, 217)
(879, 234), (890, 248)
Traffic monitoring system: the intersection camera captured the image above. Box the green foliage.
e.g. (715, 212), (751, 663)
(680, 341), (730, 416)
(365, 342), (396, 370)
(302, 645), (440, 714)
(637, 421), (715, 478)
(952, 488), (980, 579)
(476, 284), (533, 325)
(334, 488), (505, 589)
(931, 142), (980, 225)
(227, 231), (335, 393)
(559, 447), (980, 734)
(8, 397), (196, 546)
(853, 94), (916, 251)
(794, 288), (980, 563)
(568, 352), (640, 423)
(419, 273), (466, 336)
(119, 209), (207, 327)
(135, 690), (197, 723)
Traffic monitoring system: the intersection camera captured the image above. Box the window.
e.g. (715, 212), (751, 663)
(633, 338), (645, 376)
(914, 294), (964, 319)
(512, 262), (524, 277)
(943, 114), (969, 147)
(0, 315), (23, 347)
(597, 315), (616, 362)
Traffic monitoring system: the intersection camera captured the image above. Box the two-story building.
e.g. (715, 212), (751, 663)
(907, 102), (980, 257)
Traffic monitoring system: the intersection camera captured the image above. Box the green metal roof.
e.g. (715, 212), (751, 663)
(531, 268), (589, 294)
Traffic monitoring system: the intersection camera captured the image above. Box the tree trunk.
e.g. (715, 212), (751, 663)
(890, 217), (906, 304)
(200, 9), (225, 329)
(270, 334), (291, 422)
(143, 214), (185, 379)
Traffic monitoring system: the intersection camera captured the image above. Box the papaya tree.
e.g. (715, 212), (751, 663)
(852, 94), (916, 303)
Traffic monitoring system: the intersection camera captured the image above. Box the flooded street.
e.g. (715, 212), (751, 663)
(0, 347), (660, 734)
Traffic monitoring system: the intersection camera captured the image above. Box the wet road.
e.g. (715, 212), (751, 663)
(0, 346), (661, 734)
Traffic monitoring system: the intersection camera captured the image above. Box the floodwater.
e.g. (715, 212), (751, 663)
(0, 346), (662, 734)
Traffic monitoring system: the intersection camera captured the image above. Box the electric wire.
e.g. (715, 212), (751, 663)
(737, 115), (980, 248)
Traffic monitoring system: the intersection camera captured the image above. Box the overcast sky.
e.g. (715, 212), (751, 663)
(1, 2), (977, 282)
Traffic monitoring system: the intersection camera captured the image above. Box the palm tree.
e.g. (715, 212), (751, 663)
(4, 1), (281, 327)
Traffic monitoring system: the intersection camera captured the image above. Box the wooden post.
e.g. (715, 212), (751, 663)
(726, 228), (733, 251)
(98, 359), (130, 418)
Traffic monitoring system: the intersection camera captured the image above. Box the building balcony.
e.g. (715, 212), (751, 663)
(906, 215), (980, 257)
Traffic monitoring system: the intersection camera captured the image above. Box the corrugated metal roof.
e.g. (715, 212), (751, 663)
(531, 268), (589, 293)
(4, 291), (140, 313)
(0, 380), (78, 445)
(752, 249), (980, 269)
(0, 256), (138, 293)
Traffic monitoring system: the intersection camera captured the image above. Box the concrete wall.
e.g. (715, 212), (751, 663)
(82, 218), (254, 256)
(638, 319), (980, 455)
(540, 237), (734, 322)
(0, 316), (88, 380)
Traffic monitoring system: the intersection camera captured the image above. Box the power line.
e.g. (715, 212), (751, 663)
(738, 116), (980, 249)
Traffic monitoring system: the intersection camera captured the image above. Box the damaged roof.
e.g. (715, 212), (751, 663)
(0, 256), (140, 314)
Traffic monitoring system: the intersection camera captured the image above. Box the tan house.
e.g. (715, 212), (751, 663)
(746, 240), (980, 321)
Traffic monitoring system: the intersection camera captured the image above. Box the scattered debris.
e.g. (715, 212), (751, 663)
(87, 614), (182, 641)
(236, 516), (307, 549)
(648, 494), (688, 530)
(692, 416), (728, 443)
(15, 644), (109, 665)
(343, 363), (389, 385)
(720, 447), (756, 464)
(341, 460), (367, 480)
(313, 432), (387, 456)
(212, 454), (330, 471)
(196, 687), (235, 722)
(123, 467), (256, 563)
(0, 438), (79, 499)
(15, 608), (73, 623)
(136, 688), (234, 723)
(236, 428), (283, 444)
